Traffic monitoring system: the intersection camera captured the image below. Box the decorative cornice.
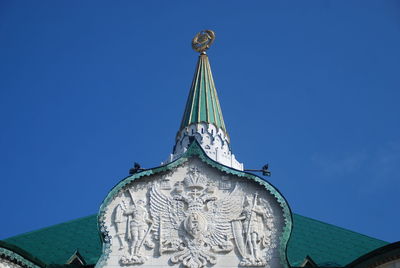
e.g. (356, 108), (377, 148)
(0, 241), (44, 268)
(170, 123), (243, 170)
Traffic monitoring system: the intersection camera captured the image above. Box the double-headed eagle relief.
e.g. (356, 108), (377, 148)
(111, 166), (277, 268)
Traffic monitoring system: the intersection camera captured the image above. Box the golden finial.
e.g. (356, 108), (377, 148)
(192, 30), (215, 54)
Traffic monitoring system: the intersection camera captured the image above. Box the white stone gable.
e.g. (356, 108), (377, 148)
(97, 158), (290, 268)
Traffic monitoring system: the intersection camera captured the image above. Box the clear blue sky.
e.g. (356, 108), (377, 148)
(1, 1), (399, 243)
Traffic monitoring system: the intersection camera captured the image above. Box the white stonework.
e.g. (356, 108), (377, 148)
(0, 248), (41, 268)
(97, 158), (287, 268)
(0, 259), (25, 268)
(378, 260), (400, 268)
(166, 123), (243, 170)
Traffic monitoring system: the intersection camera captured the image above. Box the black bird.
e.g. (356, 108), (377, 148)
(262, 164), (271, 176)
(129, 162), (143, 174)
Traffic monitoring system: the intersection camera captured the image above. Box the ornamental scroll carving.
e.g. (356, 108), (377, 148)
(110, 165), (278, 268)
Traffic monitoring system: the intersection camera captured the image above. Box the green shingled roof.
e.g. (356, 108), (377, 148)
(4, 215), (102, 265)
(288, 214), (388, 267)
(3, 213), (387, 267)
(179, 54), (227, 132)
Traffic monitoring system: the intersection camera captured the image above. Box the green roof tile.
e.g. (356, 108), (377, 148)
(4, 215), (101, 265)
(288, 214), (388, 267)
(2, 213), (388, 267)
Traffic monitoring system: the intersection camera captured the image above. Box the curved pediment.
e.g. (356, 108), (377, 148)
(96, 141), (292, 268)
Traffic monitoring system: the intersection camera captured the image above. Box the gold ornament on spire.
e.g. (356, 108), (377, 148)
(192, 30), (215, 54)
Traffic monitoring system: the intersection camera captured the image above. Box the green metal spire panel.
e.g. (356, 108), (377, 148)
(179, 54), (227, 133)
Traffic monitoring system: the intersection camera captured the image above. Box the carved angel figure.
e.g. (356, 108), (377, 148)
(149, 178), (243, 268)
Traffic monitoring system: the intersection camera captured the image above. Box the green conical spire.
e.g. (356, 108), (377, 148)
(179, 54), (227, 133)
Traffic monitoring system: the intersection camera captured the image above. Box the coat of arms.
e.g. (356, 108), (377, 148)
(112, 166), (276, 268)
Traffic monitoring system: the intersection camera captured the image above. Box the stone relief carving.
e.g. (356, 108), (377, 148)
(112, 165), (277, 268)
(113, 190), (155, 265)
(233, 194), (276, 267)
